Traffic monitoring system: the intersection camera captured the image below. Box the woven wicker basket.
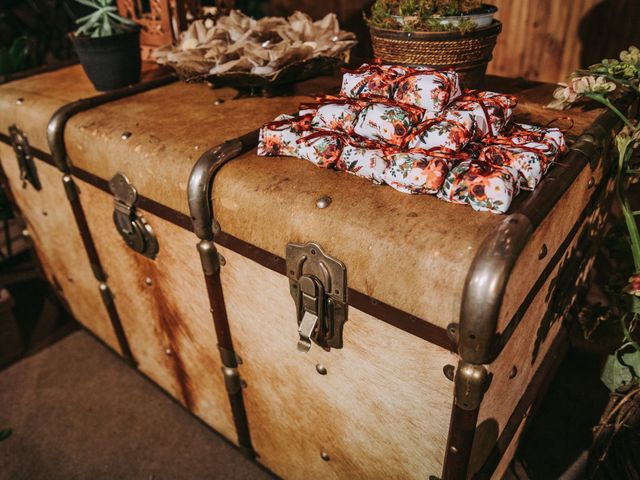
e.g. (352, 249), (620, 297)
(370, 21), (502, 88)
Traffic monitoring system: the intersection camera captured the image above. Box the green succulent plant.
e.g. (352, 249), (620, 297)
(368, 0), (483, 33)
(74, 0), (137, 38)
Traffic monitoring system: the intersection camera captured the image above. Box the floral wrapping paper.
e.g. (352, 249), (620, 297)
(448, 91), (517, 138)
(296, 131), (344, 168)
(382, 151), (453, 194)
(311, 102), (363, 134)
(479, 123), (567, 190)
(257, 114), (306, 157)
(353, 101), (422, 146)
(337, 145), (388, 184)
(438, 160), (519, 214)
(405, 109), (476, 152)
(340, 64), (398, 99)
(393, 70), (462, 113)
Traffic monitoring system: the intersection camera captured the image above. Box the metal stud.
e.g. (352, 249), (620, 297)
(42, 210), (48, 216)
(218, 253), (226, 266)
(320, 451), (330, 461)
(165, 348), (172, 356)
(449, 446), (458, 454)
(144, 277), (153, 286)
(316, 196), (332, 209)
(587, 176), (595, 188)
(538, 244), (548, 260)
(16, 97), (24, 105)
(316, 364), (327, 375)
(509, 366), (518, 379)
(22, 229), (29, 238)
(121, 131), (132, 140)
(194, 145), (201, 150)
(443, 364), (455, 381)
(214, 98), (225, 105)
(446, 323), (458, 342)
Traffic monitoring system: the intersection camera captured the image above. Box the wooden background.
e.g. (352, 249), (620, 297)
(270, 0), (640, 83)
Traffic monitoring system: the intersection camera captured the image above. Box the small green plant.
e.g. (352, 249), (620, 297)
(548, 46), (640, 392)
(74, 0), (137, 38)
(0, 37), (29, 76)
(367, 0), (482, 33)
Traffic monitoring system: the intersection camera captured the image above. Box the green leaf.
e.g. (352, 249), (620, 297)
(601, 347), (640, 391)
(0, 428), (11, 442)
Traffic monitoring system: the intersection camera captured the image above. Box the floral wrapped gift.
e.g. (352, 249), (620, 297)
(353, 100), (423, 146)
(479, 123), (567, 190)
(258, 114), (307, 157)
(340, 64), (401, 99)
(449, 91), (517, 138)
(382, 151), (453, 194)
(393, 70), (461, 114)
(337, 144), (388, 184)
(438, 160), (519, 214)
(296, 130), (344, 168)
(404, 110), (475, 152)
(308, 98), (364, 135)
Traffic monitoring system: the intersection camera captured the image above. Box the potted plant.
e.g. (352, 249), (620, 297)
(547, 46), (640, 479)
(366, 0), (501, 88)
(70, 0), (141, 91)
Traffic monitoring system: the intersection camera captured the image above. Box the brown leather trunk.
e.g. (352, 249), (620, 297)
(0, 65), (625, 479)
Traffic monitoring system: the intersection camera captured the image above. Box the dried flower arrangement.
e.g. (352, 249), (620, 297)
(153, 10), (356, 80)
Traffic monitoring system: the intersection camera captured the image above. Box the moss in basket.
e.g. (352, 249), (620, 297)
(74, 0), (137, 37)
(368, 0), (482, 33)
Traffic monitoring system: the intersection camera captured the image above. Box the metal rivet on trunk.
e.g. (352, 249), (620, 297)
(121, 131), (132, 140)
(509, 366), (518, 379)
(316, 196), (332, 209)
(587, 176), (595, 188)
(22, 229), (29, 237)
(316, 364), (327, 375)
(144, 277), (153, 286)
(320, 451), (330, 461)
(218, 253), (226, 266)
(214, 99), (225, 105)
(443, 364), (455, 381)
(450, 446), (458, 454)
(16, 97), (24, 105)
(165, 348), (172, 356)
(538, 244), (548, 260)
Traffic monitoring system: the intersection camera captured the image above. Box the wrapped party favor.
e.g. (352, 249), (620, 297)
(297, 130), (344, 168)
(337, 144), (388, 184)
(479, 123), (568, 190)
(309, 98), (363, 135)
(405, 110), (475, 152)
(382, 151), (453, 194)
(258, 114), (306, 157)
(449, 91), (517, 138)
(393, 70), (462, 113)
(353, 100), (423, 146)
(438, 160), (519, 214)
(340, 64), (401, 99)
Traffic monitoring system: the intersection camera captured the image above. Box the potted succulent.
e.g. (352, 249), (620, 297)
(70, 0), (141, 91)
(366, 0), (501, 88)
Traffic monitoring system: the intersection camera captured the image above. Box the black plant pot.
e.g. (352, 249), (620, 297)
(71, 28), (141, 91)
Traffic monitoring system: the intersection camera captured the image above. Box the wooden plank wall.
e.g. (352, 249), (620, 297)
(269, 0), (640, 84)
(488, 0), (640, 83)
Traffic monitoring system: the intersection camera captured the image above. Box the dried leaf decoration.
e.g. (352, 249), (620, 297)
(153, 10), (357, 79)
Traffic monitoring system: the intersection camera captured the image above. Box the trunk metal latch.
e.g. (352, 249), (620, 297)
(286, 242), (347, 352)
(109, 172), (159, 259)
(8, 125), (41, 191)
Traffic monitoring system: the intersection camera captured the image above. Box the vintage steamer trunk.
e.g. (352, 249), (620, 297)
(0, 63), (626, 479)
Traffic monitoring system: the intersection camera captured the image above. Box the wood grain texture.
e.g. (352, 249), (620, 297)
(0, 145), (120, 351)
(76, 180), (237, 443)
(487, 0), (640, 83)
(470, 185), (612, 476)
(218, 244), (457, 479)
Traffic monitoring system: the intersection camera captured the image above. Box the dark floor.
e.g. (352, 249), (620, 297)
(0, 222), (611, 480)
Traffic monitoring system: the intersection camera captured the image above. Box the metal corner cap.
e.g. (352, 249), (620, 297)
(459, 212), (533, 364)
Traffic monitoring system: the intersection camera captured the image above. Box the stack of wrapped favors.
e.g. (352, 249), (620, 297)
(257, 63), (567, 214)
